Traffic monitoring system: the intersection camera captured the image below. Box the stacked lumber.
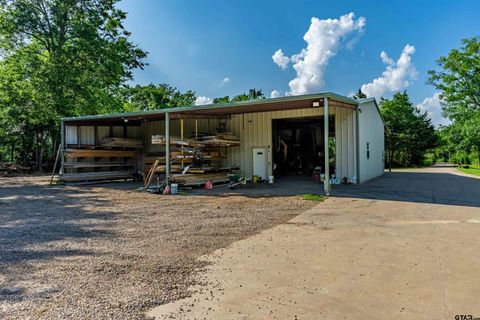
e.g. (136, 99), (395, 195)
(191, 132), (240, 146)
(63, 162), (134, 169)
(61, 171), (132, 182)
(151, 135), (204, 147)
(64, 149), (136, 158)
(100, 137), (143, 148)
(171, 172), (230, 186)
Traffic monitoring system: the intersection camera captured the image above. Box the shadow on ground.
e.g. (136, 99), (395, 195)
(160, 169), (480, 208)
(0, 182), (116, 265)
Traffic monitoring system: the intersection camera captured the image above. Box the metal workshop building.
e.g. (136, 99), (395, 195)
(60, 92), (386, 194)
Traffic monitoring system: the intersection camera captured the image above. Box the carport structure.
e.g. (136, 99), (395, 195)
(62, 92), (385, 194)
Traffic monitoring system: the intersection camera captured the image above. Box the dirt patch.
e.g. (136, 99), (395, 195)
(0, 176), (315, 319)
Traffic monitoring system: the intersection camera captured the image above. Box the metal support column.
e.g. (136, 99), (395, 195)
(356, 107), (361, 183)
(165, 112), (170, 185)
(60, 119), (65, 175)
(324, 98), (330, 195)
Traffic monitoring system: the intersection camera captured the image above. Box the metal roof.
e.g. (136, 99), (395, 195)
(63, 92), (358, 124)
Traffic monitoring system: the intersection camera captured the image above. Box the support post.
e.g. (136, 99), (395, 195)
(165, 112), (170, 185)
(195, 119), (198, 140)
(356, 107), (361, 182)
(60, 119), (65, 175)
(389, 135), (392, 172)
(324, 98), (330, 195)
(180, 118), (184, 168)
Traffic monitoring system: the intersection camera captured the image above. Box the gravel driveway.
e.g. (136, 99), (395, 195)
(0, 176), (314, 319)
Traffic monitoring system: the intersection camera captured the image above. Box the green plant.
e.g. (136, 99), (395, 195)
(302, 194), (325, 201)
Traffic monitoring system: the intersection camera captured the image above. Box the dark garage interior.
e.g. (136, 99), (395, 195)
(272, 116), (336, 178)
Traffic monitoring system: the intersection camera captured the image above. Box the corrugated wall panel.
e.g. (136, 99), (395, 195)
(66, 126), (77, 145)
(79, 126), (95, 145)
(127, 126), (141, 138)
(97, 126), (110, 143)
(112, 126), (124, 137)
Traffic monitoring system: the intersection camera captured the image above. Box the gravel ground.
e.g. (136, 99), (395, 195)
(0, 176), (315, 319)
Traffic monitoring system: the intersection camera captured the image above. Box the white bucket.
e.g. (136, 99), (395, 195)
(170, 183), (178, 195)
(268, 175), (274, 184)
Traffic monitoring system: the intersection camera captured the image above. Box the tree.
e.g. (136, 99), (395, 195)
(0, 0), (146, 170)
(213, 88), (265, 103)
(212, 96), (231, 104)
(352, 89), (367, 100)
(428, 37), (480, 163)
(380, 91), (437, 166)
(121, 83), (195, 111)
(428, 37), (480, 115)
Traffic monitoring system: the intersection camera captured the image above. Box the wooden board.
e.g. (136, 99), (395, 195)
(100, 138), (143, 148)
(64, 149), (136, 158)
(63, 162), (135, 169)
(171, 172), (230, 186)
(61, 171), (132, 182)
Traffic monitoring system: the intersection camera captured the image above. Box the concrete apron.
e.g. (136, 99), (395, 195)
(148, 181), (480, 319)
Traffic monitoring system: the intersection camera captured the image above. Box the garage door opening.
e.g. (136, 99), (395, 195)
(272, 116), (335, 178)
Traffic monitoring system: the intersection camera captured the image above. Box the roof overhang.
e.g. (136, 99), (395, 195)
(63, 92), (358, 125)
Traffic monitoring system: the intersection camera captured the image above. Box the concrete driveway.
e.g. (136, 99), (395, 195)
(148, 167), (480, 320)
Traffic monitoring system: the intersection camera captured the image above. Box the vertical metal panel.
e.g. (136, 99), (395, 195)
(112, 126), (124, 137)
(127, 126), (141, 138)
(66, 126), (77, 145)
(97, 126), (110, 142)
(79, 126), (95, 145)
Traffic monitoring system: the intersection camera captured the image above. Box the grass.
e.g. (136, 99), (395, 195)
(458, 165), (480, 177)
(302, 194), (325, 202)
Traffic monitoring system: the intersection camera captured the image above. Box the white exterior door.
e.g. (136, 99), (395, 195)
(253, 147), (267, 179)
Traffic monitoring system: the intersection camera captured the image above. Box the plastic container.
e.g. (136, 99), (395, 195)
(171, 183), (178, 195)
(268, 175), (274, 184)
(252, 175), (259, 183)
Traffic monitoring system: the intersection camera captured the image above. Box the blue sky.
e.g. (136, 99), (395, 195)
(118, 0), (479, 125)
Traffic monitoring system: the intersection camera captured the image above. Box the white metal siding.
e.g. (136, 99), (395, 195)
(96, 126), (110, 143)
(335, 107), (357, 179)
(79, 126), (95, 145)
(358, 100), (385, 182)
(66, 126), (77, 145)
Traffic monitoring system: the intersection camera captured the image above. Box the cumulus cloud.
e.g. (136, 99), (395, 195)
(270, 90), (281, 98)
(273, 13), (365, 96)
(416, 92), (450, 127)
(219, 77), (230, 86)
(195, 96), (213, 106)
(361, 45), (418, 99)
(380, 51), (394, 65)
(272, 49), (290, 70)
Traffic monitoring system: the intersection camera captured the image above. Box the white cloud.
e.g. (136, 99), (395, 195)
(272, 49), (290, 70)
(380, 51), (394, 65)
(195, 96), (213, 106)
(270, 90), (281, 98)
(274, 13), (365, 96)
(219, 77), (230, 87)
(416, 92), (450, 127)
(361, 45), (418, 99)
